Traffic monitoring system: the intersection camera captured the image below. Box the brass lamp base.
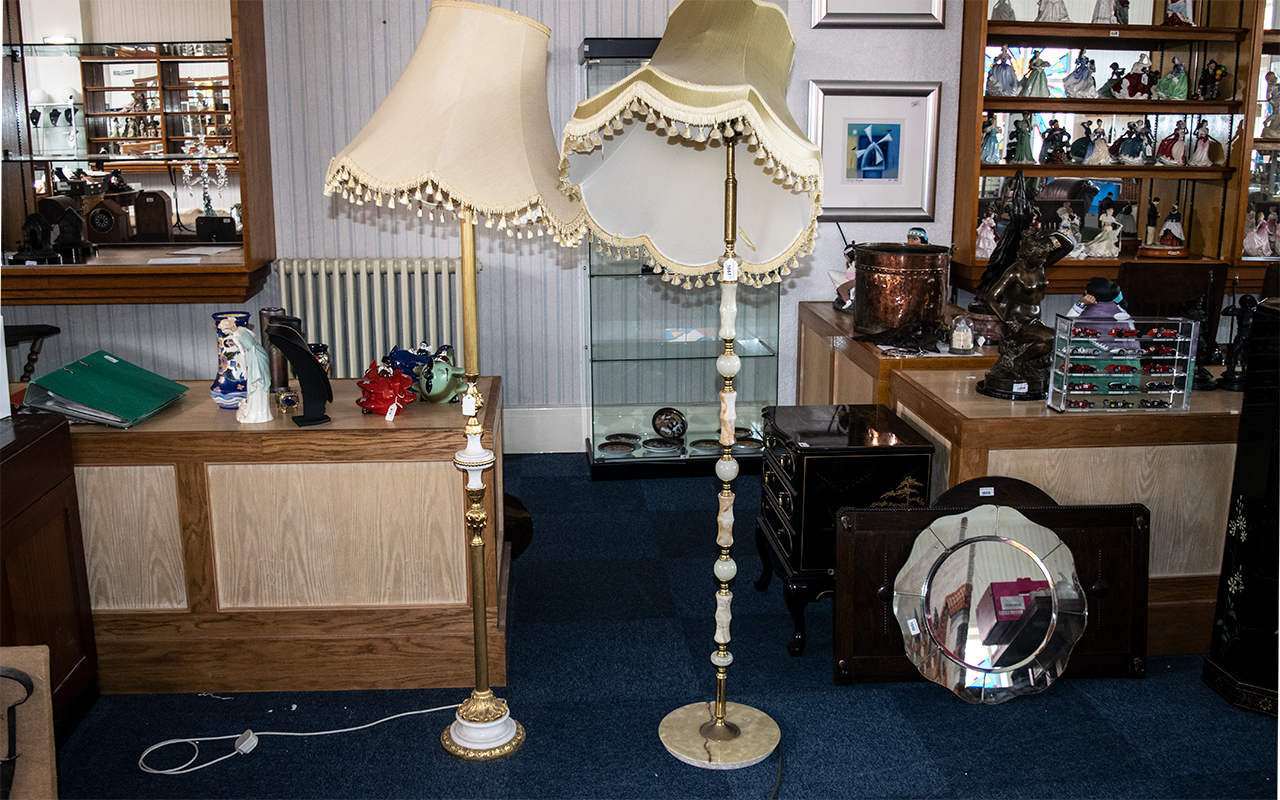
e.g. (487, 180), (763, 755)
(441, 712), (526, 761)
(658, 701), (780, 770)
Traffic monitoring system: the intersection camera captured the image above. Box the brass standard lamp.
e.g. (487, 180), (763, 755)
(325, 0), (585, 761)
(559, 0), (822, 769)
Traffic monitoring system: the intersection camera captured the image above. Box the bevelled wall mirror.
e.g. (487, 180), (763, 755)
(891, 504), (1088, 704)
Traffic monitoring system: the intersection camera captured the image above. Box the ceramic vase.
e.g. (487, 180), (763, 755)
(211, 311), (249, 409)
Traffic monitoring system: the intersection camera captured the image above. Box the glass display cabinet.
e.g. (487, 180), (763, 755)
(0, 0), (274, 304)
(580, 39), (780, 477)
(1047, 314), (1198, 412)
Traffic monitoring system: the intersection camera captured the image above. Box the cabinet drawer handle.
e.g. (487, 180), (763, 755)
(764, 434), (778, 449)
(778, 452), (794, 476)
(778, 491), (794, 518)
(762, 465), (775, 486)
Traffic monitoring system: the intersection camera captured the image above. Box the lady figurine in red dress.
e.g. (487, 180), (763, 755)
(1156, 119), (1188, 166)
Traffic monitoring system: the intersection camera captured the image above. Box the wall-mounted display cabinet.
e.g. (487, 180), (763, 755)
(0, 0), (274, 304)
(580, 39), (779, 477)
(954, 0), (1274, 298)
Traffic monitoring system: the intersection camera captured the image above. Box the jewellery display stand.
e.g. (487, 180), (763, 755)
(266, 323), (332, 426)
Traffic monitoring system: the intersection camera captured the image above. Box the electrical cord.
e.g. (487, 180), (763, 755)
(138, 703), (460, 775)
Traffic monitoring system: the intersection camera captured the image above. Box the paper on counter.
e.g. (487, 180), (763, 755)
(148, 257), (205, 265)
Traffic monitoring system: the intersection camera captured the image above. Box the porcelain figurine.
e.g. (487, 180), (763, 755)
(1062, 50), (1097, 98)
(1186, 119), (1221, 166)
(211, 311), (249, 409)
(991, 0), (1016, 20)
(1156, 119), (1188, 165)
(232, 324), (274, 424)
(1070, 119), (1094, 162)
(1110, 121), (1142, 164)
(1113, 54), (1153, 100)
(413, 351), (467, 403)
(356, 359), (416, 416)
(1097, 62), (1126, 98)
(1035, 0), (1070, 23)
(1020, 49), (1051, 98)
(1146, 197), (1162, 245)
(986, 45), (1020, 97)
(976, 211), (998, 260)
(980, 113), (1002, 163)
(1091, 0), (1125, 23)
(1196, 59), (1227, 101)
(387, 342), (440, 383)
(1082, 210), (1122, 259)
(1163, 0), (1194, 26)
(1242, 215), (1272, 257)
(1010, 113), (1036, 164)
(1159, 204), (1186, 246)
(1083, 122), (1112, 165)
(1153, 56), (1188, 100)
(1040, 118), (1070, 164)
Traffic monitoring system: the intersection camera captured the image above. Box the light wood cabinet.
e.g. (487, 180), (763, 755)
(953, 2), (1272, 295)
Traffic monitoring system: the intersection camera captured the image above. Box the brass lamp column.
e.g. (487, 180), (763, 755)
(324, 0), (587, 764)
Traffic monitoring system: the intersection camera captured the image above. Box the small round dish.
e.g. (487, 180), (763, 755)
(734, 427), (752, 439)
(597, 441), (635, 457)
(731, 436), (763, 454)
(606, 432), (642, 443)
(689, 438), (721, 454)
(652, 407), (688, 440)
(642, 437), (682, 453)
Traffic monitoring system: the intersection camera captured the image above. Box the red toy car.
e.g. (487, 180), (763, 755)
(1068, 364), (1098, 373)
(1072, 327), (1099, 337)
(1144, 345), (1175, 356)
(1109, 328), (1140, 338)
(1145, 328), (1178, 339)
(1105, 364), (1137, 373)
(1146, 364), (1174, 374)
(1066, 399), (1094, 409)
(1067, 382), (1096, 391)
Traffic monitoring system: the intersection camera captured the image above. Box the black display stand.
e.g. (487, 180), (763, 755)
(1203, 300), (1278, 716)
(266, 323), (332, 427)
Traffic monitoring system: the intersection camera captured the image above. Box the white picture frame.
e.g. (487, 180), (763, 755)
(811, 0), (945, 28)
(808, 80), (941, 222)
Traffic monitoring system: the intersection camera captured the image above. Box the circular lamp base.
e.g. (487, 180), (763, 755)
(659, 702), (780, 770)
(441, 711), (525, 761)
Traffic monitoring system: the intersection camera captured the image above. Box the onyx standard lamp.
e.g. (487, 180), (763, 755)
(325, 0), (584, 761)
(560, 0), (822, 769)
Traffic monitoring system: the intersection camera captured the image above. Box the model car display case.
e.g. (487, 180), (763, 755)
(1047, 314), (1199, 412)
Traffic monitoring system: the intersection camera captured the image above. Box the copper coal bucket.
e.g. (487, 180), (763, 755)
(851, 243), (950, 335)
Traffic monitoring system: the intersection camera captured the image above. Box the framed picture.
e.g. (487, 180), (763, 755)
(808, 81), (941, 222)
(811, 0), (945, 28)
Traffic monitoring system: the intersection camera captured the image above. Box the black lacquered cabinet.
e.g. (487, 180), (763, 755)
(754, 404), (932, 655)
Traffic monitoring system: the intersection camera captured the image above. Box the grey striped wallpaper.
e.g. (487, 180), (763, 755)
(4, 0), (966, 421)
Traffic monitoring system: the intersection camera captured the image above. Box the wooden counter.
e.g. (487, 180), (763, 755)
(797, 301), (998, 406)
(888, 368), (1243, 654)
(44, 378), (505, 693)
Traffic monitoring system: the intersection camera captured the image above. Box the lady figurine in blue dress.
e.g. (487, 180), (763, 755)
(980, 113), (1003, 163)
(986, 45), (1019, 97)
(1062, 50), (1097, 98)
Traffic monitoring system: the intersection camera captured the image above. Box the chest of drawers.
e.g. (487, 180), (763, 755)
(753, 404), (933, 655)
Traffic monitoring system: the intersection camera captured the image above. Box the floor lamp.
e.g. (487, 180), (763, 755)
(325, 0), (585, 761)
(559, 0), (822, 769)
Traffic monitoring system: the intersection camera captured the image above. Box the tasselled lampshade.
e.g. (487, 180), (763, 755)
(324, 0), (586, 244)
(560, 0), (822, 287)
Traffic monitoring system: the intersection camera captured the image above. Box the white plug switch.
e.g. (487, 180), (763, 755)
(235, 730), (258, 754)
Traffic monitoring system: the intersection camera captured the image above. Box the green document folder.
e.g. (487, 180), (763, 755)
(24, 350), (189, 428)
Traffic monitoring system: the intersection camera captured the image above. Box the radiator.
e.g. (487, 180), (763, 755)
(274, 257), (474, 379)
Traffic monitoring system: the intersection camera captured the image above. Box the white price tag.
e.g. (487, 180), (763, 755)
(1013, 382), (1029, 394)
(979, 486), (995, 497)
(907, 618), (920, 636)
(721, 257), (739, 283)
(384, 403), (397, 422)
(462, 394), (476, 416)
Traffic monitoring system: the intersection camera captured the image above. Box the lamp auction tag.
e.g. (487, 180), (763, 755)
(907, 618), (920, 636)
(1013, 382), (1029, 394)
(385, 403), (397, 422)
(721, 257), (739, 283)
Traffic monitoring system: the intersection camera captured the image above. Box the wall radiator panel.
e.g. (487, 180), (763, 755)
(275, 258), (471, 379)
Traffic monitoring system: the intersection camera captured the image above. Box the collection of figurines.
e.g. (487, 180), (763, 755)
(982, 112), (1223, 168)
(988, 48), (1226, 103)
(975, 183), (1188, 264)
(992, 0), (1193, 26)
(1241, 203), (1280, 257)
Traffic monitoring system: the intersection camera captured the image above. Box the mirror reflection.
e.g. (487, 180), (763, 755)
(893, 505), (1087, 704)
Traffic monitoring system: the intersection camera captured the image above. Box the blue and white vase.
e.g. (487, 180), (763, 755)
(211, 311), (249, 409)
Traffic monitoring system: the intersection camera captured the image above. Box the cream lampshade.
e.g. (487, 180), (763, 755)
(559, 0), (822, 771)
(325, 0), (584, 763)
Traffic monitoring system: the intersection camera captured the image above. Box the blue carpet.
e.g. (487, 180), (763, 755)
(55, 453), (1277, 799)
